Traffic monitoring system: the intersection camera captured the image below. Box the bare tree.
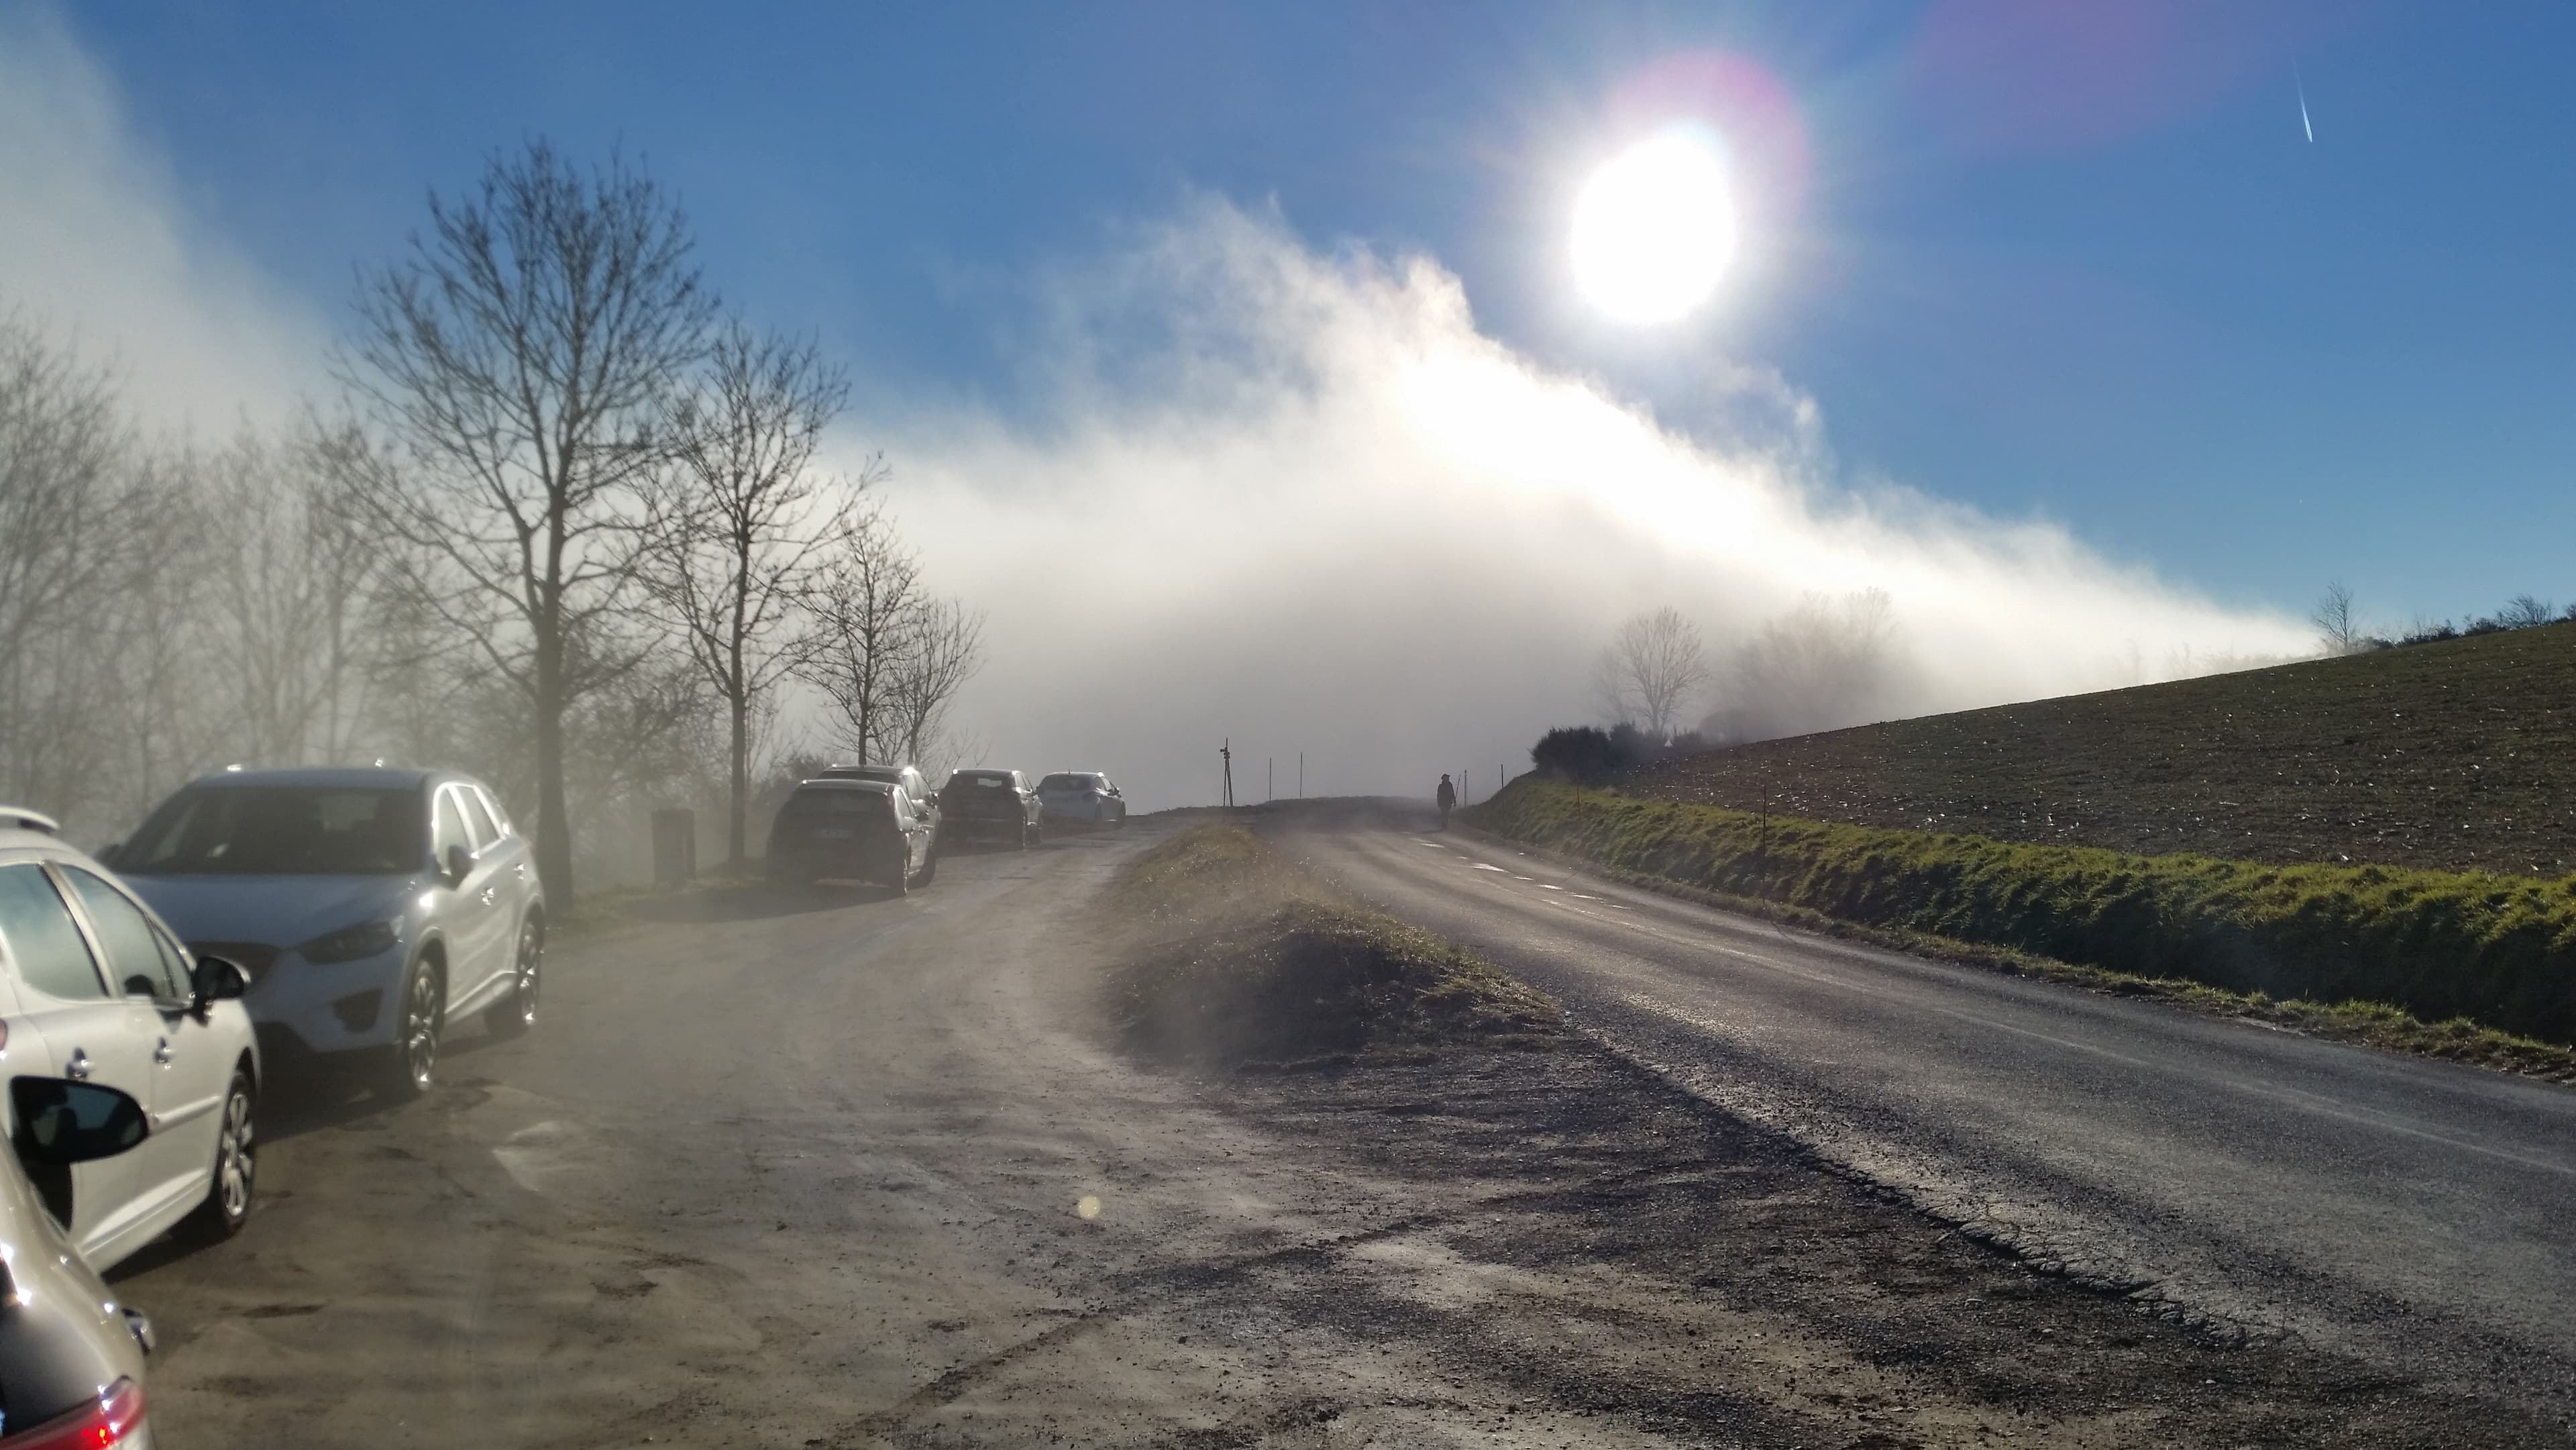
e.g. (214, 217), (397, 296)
(800, 512), (922, 765)
(0, 313), (132, 823)
(1729, 588), (1898, 740)
(1595, 606), (1709, 739)
(2498, 593), (2557, 631)
(888, 597), (986, 768)
(2311, 580), (2359, 655)
(338, 140), (717, 902)
(645, 320), (855, 867)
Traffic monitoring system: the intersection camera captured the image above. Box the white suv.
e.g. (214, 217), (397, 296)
(0, 807), (259, 1271)
(115, 767), (546, 1101)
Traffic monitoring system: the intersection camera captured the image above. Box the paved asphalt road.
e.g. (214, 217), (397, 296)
(1289, 809), (2576, 1425)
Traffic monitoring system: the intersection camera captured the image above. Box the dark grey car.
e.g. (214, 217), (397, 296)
(0, 1076), (161, 1447)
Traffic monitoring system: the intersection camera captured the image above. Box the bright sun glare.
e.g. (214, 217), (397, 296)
(1570, 130), (1737, 327)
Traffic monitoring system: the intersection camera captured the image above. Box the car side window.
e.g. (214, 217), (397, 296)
(59, 867), (187, 1000)
(458, 788), (501, 850)
(433, 789), (473, 863)
(0, 864), (110, 1002)
(472, 786), (512, 838)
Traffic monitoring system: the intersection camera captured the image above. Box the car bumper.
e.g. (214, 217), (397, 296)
(770, 841), (910, 881)
(241, 940), (411, 1057)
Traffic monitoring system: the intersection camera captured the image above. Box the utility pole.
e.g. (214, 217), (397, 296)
(1267, 757), (1274, 802)
(1299, 753), (1305, 798)
(1220, 739), (1234, 811)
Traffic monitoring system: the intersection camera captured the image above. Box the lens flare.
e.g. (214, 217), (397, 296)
(1571, 130), (1737, 326)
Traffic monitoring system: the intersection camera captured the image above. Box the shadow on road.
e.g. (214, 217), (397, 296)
(610, 882), (890, 923)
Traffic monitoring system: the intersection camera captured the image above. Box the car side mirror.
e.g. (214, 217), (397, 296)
(11, 1078), (149, 1166)
(191, 954), (248, 1015)
(443, 843), (472, 886)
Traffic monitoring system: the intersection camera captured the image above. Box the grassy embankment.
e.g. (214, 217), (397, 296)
(1100, 823), (1561, 1070)
(1470, 778), (2576, 1081)
(1639, 619), (2576, 876)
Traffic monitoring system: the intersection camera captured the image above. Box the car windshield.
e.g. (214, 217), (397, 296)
(121, 786), (425, 875)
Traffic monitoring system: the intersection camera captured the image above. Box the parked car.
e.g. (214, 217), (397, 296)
(1036, 772), (1126, 830)
(814, 762), (941, 842)
(938, 770), (1044, 848)
(765, 780), (936, 891)
(0, 806), (259, 1271)
(110, 767), (545, 1102)
(0, 1075), (162, 1447)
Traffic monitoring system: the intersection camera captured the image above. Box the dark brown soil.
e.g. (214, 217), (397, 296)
(1634, 621), (2576, 875)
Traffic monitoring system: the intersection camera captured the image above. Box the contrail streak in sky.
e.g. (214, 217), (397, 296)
(2295, 62), (2314, 143)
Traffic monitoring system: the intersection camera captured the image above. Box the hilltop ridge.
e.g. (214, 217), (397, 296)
(1632, 621), (2576, 875)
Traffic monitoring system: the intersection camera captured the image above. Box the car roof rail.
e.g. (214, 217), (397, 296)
(0, 805), (61, 835)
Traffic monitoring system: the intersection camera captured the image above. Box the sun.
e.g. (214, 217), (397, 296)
(1571, 130), (1738, 327)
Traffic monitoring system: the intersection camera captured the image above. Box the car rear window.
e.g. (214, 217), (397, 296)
(786, 790), (890, 814)
(1038, 774), (1085, 790)
(0, 864), (108, 1002)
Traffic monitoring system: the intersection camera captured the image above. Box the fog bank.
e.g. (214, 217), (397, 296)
(869, 202), (2309, 811)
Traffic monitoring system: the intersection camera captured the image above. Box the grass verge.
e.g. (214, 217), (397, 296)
(1468, 779), (2576, 1083)
(1100, 823), (1562, 1070)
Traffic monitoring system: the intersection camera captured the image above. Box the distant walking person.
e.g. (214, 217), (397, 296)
(1436, 773), (1458, 830)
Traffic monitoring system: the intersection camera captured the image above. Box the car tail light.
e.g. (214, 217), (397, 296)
(11, 1378), (146, 1448)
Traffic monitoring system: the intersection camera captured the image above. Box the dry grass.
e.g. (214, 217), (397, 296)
(1100, 824), (1562, 1070)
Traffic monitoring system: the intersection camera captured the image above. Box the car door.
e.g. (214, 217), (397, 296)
(456, 785), (527, 1000)
(0, 862), (154, 1255)
(431, 785), (507, 1009)
(54, 864), (226, 1231)
(892, 789), (928, 875)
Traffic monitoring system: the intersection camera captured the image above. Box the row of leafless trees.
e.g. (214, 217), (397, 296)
(1, 141), (983, 900)
(1593, 590), (1902, 745)
(2314, 580), (2573, 655)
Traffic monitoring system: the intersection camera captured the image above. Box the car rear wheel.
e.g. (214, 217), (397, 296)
(487, 918), (542, 1039)
(914, 847), (937, 886)
(174, 1068), (256, 1245)
(378, 962), (445, 1100)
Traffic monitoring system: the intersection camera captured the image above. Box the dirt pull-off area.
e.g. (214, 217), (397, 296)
(1106, 826), (2559, 1447)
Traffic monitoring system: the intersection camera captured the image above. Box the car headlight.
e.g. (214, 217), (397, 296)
(301, 918), (402, 964)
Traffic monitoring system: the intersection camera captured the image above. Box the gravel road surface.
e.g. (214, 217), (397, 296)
(99, 813), (2571, 1446)
(1288, 805), (2576, 1431)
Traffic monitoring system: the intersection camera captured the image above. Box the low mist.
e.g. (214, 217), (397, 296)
(869, 202), (2310, 811)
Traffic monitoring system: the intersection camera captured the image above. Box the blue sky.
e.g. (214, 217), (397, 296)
(44, 0), (2576, 632)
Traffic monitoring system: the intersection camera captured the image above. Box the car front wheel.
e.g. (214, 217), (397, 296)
(379, 962), (445, 1100)
(175, 1068), (256, 1245)
(487, 918), (542, 1039)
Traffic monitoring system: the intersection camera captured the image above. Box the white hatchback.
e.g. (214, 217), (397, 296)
(0, 807), (259, 1271)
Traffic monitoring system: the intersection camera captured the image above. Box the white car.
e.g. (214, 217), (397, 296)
(1036, 772), (1127, 830)
(114, 767), (547, 1101)
(0, 806), (259, 1272)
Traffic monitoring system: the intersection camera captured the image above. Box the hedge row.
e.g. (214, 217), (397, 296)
(1467, 778), (2576, 1045)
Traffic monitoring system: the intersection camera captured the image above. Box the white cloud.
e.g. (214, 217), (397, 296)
(0, 6), (324, 429)
(865, 199), (2310, 809)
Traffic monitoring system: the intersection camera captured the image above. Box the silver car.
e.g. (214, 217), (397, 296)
(1036, 772), (1127, 830)
(114, 767), (546, 1100)
(0, 1076), (162, 1447)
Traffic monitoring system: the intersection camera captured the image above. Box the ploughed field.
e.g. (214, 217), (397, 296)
(1636, 621), (2576, 875)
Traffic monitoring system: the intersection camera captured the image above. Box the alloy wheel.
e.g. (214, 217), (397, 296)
(215, 1083), (255, 1223)
(402, 968), (441, 1091)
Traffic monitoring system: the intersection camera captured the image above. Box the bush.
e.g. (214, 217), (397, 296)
(1468, 778), (2576, 1045)
(1531, 725), (1627, 780)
